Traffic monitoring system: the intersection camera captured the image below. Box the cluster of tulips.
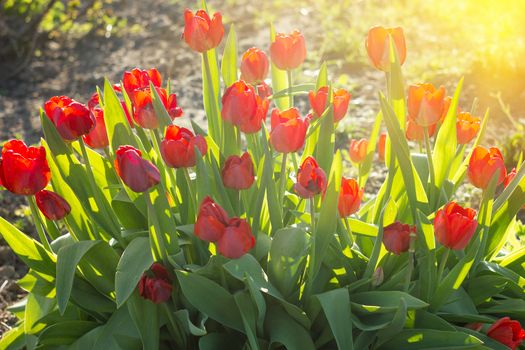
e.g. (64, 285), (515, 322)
(0, 3), (524, 350)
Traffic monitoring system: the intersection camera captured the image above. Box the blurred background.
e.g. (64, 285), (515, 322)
(0, 0), (525, 334)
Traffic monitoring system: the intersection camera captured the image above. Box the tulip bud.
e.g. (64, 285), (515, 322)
(438, 96), (453, 124)
(405, 119), (437, 142)
(382, 222), (415, 255)
(138, 263), (172, 304)
(294, 156), (327, 199)
(160, 125), (207, 168)
(433, 202), (478, 250)
(221, 81), (269, 133)
(467, 146), (506, 190)
(338, 177), (363, 217)
(371, 267), (384, 287)
(377, 132), (387, 161)
(123, 68), (162, 92)
(0, 140), (50, 195)
(83, 106), (109, 149)
(44, 96), (95, 141)
(309, 87), (351, 123)
(504, 168), (516, 188)
(269, 108), (308, 153)
(270, 30), (307, 70)
(487, 317), (525, 350)
(256, 81), (272, 99)
(365, 26), (406, 71)
(114, 146), (160, 193)
(35, 190), (71, 220)
(240, 47), (269, 84)
(222, 153), (255, 190)
(456, 112), (480, 145)
(183, 9), (224, 53)
(195, 196), (230, 242)
(349, 138), (368, 163)
(407, 83), (446, 127)
(217, 218), (255, 259)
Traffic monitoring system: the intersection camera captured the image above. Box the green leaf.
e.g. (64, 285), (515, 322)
(270, 83), (316, 100)
(376, 329), (484, 350)
(351, 291), (428, 314)
(56, 240), (101, 315)
(127, 292), (159, 350)
(0, 216), (56, 276)
(115, 237), (154, 307)
(221, 24), (238, 87)
(198, 333), (244, 350)
(315, 288), (354, 350)
(234, 291), (259, 350)
(38, 321), (98, 346)
(266, 306), (315, 350)
(150, 82), (173, 129)
(359, 110), (383, 187)
(175, 270), (244, 332)
(25, 293), (55, 335)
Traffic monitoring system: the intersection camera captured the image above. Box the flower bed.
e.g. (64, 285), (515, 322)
(0, 3), (524, 350)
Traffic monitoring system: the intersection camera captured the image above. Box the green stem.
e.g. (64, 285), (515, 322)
(183, 168), (197, 220)
(437, 248), (450, 282)
(287, 69), (293, 107)
(279, 153), (288, 206)
(309, 197), (316, 234)
(28, 196), (52, 252)
(145, 190), (168, 265)
(423, 126), (436, 187)
(291, 153), (299, 174)
(404, 228), (417, 292)
(343, 216), (355, 247)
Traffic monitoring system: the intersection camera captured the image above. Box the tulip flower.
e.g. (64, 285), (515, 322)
(269, 108), (308, 153)
(138, 263), (173, 304)
(407, 83), (446, 127)
(365, 26), (406, 71)
(240, 47), (269, 84)
(222, 152), (255, 190)
(114, 146), (160, 192)
(487, 317), (525, 350)
(255, 81), (272, 99)
(294, 156), (327, 199)
(123, 68), (182, 129)
(160, 125), (207, 168)
(270, 30), (307, 71)
(83, 103), (109, 150)
(405, 119), (437, 142)
(456, 112), (480, 145)
(434, 202), (478, 250)
(221, 80), (269, 133)
(338, 177), (363, 217)
(309, 86), (351, 123)
(377, 132), (386, 161)
(467, 146), (507, 190)
(504, 168), (516, 188)
(44, 96), (95, 141)
(217, 218), (255, 259)
(438, 96), (453, 124)
(382, 222), (415, 255)
(349, 138), (368, 163)
(194, 196), (230, 242)
(183, 9), (224, 53)
(0, 140), (50, 195)
(35, 190), (71, 220)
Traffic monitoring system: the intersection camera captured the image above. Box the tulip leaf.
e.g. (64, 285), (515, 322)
(315, 288), (354, 350)
(432, 78), (462, 190)
(202, 48), (222, 144)
(198, 333), (244, 350)
(37, 320), (98, 346)
(270, 23), (290, 110)
(127, 292), (159, 350)
(234, 291), (259, 350)
(175, 270), (244, 332)
(266, 305), (315, 350)
(149, 82), (173, 130)
(271, 83), (316, 100)
(359, 110), (383, 188)
(375, 329), (484, 350)
(315, 86), (335, 174)
(115, 237), (154, 308)
(221, 24), (238, 87)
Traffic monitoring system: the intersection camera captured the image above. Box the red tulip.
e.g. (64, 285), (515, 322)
(0, 140), (50, 195)
(467, 146), (506, 189)
(217, 218), (255, 259)
(365, 26), (406, 71)
(138, 263), (172, 304)
(487, 317), (525, 350)
(35, 190), (71, 220)
(504, 168), (516, 188)
(433, 202), (478, 250)
(438, 96), (453, 124)
(160, 125), (207, 168)
(83, 104), (108, 149)
(338, 177), (363, 217)
(349, 138), (368, 163)
(270, 30), (307, 70)
(255, 81), (272, 99)
(270, 108), (308, 153)
(240, 47), (269, 84)
(407, 83), (446, 127)
(405, 119), (437, 142)
(294, 156), (327, 199)
(382, 222), (415, 255)
(377, 132), (387, 161)
(114, 146), (160, 192)
(222, 152), (255, 190)
(183, 9), (224, 53)
(221, 81), (269, 133)
(309, 86), (351, 123)
(195, 196), (230, 242)
(44, 96), (95, 141)
(456, 112), (480, 145)
(123, 68), (162, 92)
